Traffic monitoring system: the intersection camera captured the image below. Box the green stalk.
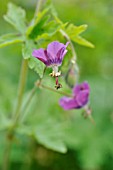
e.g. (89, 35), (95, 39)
(60, 29), (80, 87)
(2, 133), (13, 170)
(37, 83), (73, 97)
(2, 59), (28, 170)
(2, 0), (47, 169)
(20, 86), (37, 123)
(60, 29), (77, 62)
(13, 59), (28, 122)
(34, 0), (44, 17)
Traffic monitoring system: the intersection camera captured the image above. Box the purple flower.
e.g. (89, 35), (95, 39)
(32, 41), (69, 76)
(59, 82), (90, 110)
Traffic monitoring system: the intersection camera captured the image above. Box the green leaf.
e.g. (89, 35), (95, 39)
(35, 20), (61, 40)
(26, 8), (50, 38)
(0, 33), (24, 48)
(34, 126), (67, 153)
(22, 39), (45, 78)
(0, 113), (12, 131)
(35, 133), (67, 153)
(65, 23), (94, 48)
(4, 3), (27, 34)
(28, 57), (45, 78)
(66, 23), (88, 37)
(27, 7), (61, 39)
(72, 35), (95, 48)
(43, 0), (52, 8)
(22, 40), (35, 59)
(28, 15), (50, 39)
(44, 20), (60, 35)
(53, 15), (68, 29)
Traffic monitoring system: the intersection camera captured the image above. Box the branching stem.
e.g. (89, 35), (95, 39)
(36, 82), (73, 97)
(13, 59), (28, 122)
(34, 0), (45, 17)
(2, 0), (46, 169)
(60, 29), (77, 62)
(60, 29), (79, 87)
(2, 59), (28, 170)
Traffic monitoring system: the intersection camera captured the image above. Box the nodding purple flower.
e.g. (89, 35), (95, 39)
(59, 82), (90, 110)
(32, 41), (69, 89)
(32, 41), (69, 74)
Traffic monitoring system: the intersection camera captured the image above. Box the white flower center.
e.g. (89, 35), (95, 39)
(52, 65), (58, 74)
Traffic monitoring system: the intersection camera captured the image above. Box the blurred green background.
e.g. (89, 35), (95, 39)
(0, 0), (113, 170)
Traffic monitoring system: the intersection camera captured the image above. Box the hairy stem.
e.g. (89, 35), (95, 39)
(20, 67), (46, 123)
(60, 29), (79, 87)
(60, 29), (77, 62)
(2, 133), (13, 170)
(2, 59), (28, 170)
(36, 82), (73, 97)
(2, 0), (46, 169)
(34, 0), (46, 17)
(14, 59), (28, 122)
(20, 86), (37, 122)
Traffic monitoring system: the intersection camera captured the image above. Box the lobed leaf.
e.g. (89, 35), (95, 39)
(22, 39), (45, 78)
(0, 33), (24, 48)
(28, 57), (45, 78)
(65, 23), (94, 48)
(34, 125), (67, 153)
(66, 23), (88, 37)
(27, 7), (63, 40)
(35, 132), (67, 153)
(0, 113), (13, 131)
(22, 40), (35, 59)
(72, 35), (95, 48)
(28, 15), (50, 39)
(35, 20), (61, 41)
(4, 3), (27, 34)
(26, 7), (50, 38)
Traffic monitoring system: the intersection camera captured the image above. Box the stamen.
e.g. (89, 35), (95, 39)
(55, 77), (62, 90)
(56, 77), (59, 85)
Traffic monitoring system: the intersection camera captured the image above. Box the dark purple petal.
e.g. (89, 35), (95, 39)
(76, 90), (89, 107)
(59, 97), (79, 110)
(32, 41), (69, 67)
(57, 42), (69, 60)
(59, 81), (90, 110)
(32, 48), (48, 64)
(46, 41), (69, 66)
(73, 81), (90, 96)
(47, 41), (65, 59)
(57, 47), (67, 60)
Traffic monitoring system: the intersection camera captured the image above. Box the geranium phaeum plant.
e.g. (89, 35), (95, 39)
(0, 1), (95, 168)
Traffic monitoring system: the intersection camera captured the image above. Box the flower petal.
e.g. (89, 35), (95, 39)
(73, 81), (90, 96)
(47, 41), (69, 61)
(76, 90), (89, 107)
(59, 97), (79, 110)
(32, 41), (69, 67)
(47, 41), (65, 59)
(59, 81), (90, 110)
(32, 48), (48, 64)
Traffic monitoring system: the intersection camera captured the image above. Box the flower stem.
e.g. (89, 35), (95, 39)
(2, 0), (45, 169)
(36, 82), (73, 97)
(13, 59), (28, 122)
(60, 29), (80, 87)
(20, 67), (46, 123)
(2, 133), (13, 170)
(60, 29), (77, 62)
(2, 59), (28, 170)
(34, 0), (46, 17)
(20, 86), (37, 123)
